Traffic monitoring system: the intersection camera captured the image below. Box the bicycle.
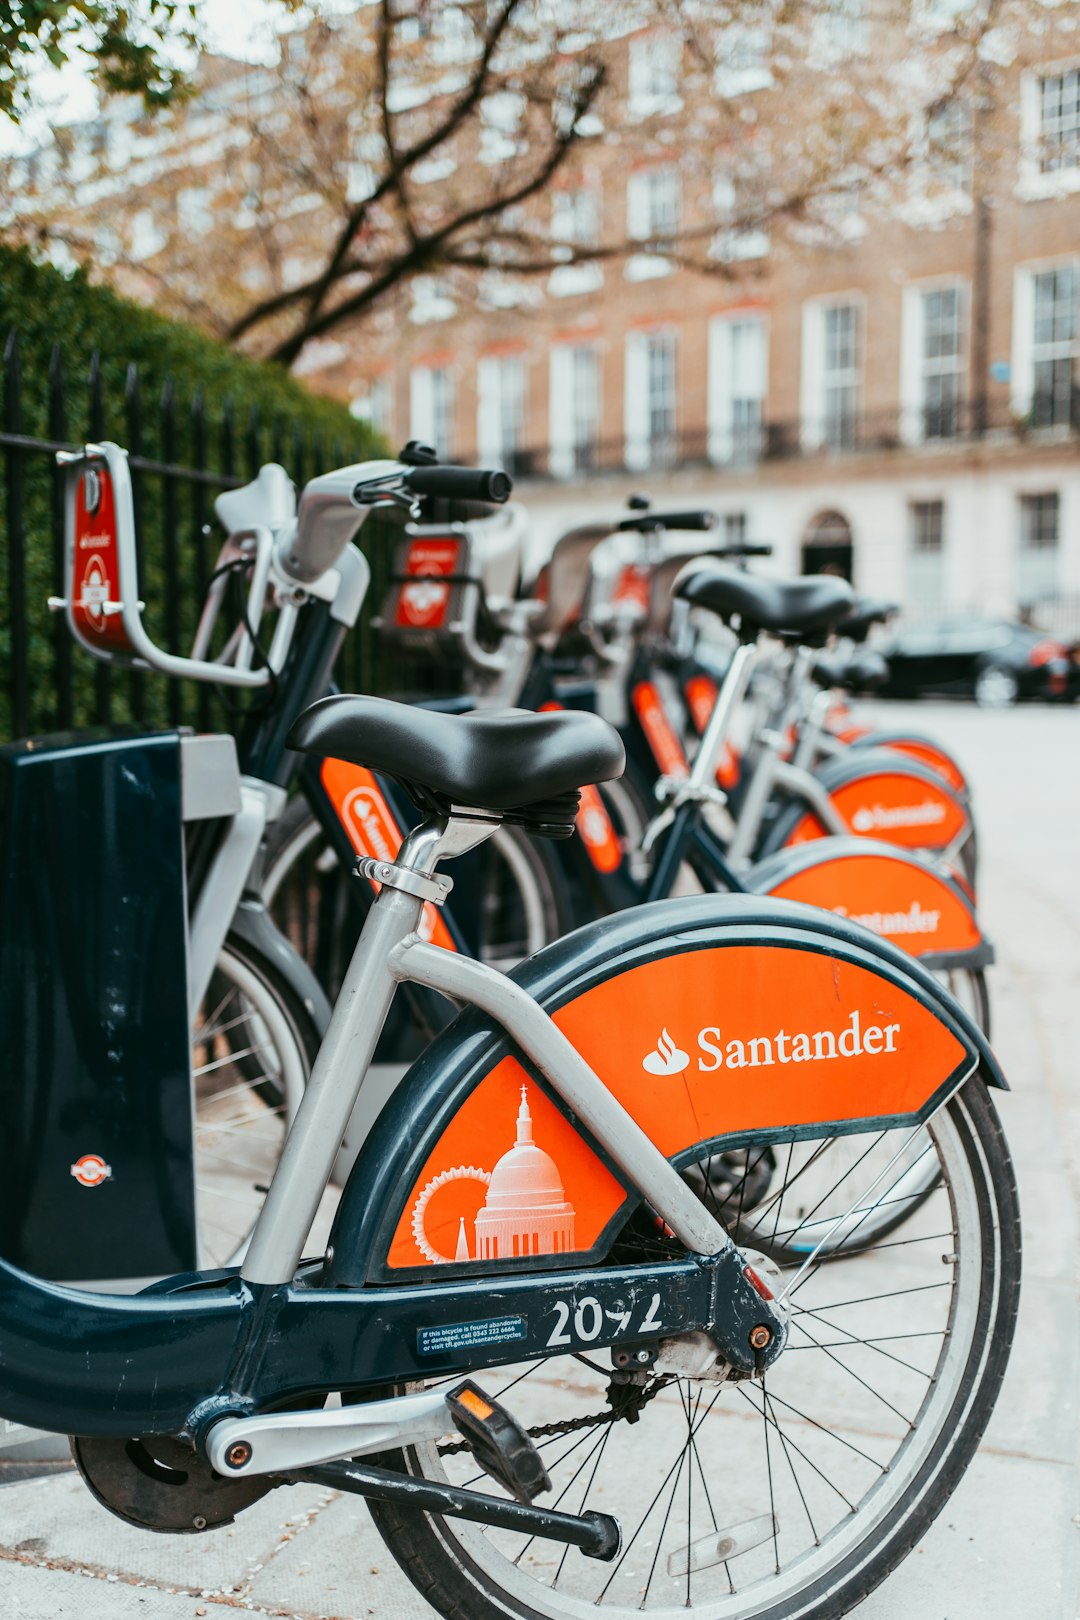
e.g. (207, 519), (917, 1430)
(0, 455), (1020, 1620)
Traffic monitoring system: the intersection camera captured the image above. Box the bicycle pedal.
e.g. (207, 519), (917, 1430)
(446, 1381), (551, 1505)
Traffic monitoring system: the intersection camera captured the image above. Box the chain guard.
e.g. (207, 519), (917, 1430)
(72, 1434), (273, 1533)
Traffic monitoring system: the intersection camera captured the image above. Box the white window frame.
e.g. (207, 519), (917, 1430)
(549, 343), (601, 479)
(1019, 59), (1080, 200)
(551, 185), (600, 247)
(711, 173), (769, 262)
(477, 354), (527, 470)
(908, 499), (946, 617)
(624, 328), (678, 471)
(800, 294), (864, 452)
(628, 34), (682, 118)
(713, 13), (772, 97)
(1012, 256), (1080, 426)
(1017, 491), (1061, 605)
(708, 311), (768, 466)
(900, 278), (969, 445)
(410, 363), (455, 458)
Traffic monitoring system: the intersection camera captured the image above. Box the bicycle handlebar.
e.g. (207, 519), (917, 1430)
(618, 510), (717, 534)
(402, 465), (513, 504)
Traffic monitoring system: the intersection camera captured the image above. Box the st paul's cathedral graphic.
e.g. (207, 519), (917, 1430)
(411, 1085), (577, 1264)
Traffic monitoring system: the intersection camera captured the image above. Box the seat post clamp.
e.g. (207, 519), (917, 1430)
(354, 857), (454, 907)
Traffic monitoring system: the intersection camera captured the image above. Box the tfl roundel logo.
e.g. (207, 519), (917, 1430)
(71, 1154), (112, 1189)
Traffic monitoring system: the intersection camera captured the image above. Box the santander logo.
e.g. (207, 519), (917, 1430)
(851, 800), (947, 833)
(642, 1027), (691, 1076)
(641, 1011), (901, 1075)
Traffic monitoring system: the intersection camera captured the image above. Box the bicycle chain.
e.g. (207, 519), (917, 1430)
(436, 1374), (676, 1457)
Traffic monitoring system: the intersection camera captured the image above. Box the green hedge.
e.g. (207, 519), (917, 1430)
(0, 245), (390, 738)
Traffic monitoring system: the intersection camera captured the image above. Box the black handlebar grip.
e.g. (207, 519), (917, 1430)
(618, 510), (718, 533)
(405, 466), (513, 504)
(722, 542), (773, 557)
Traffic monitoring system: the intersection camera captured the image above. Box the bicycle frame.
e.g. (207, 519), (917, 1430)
(0, 784), (1002, 1443)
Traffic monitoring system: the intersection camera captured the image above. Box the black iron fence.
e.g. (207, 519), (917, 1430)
(0, 330), (398, 741)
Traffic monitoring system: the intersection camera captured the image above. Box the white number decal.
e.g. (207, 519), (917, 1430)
(639, 1292), (663, 1334)
(547, 1300), (572, 1348)
(574, 1297), (603, 1342)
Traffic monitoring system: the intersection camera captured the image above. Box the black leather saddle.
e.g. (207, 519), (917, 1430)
(675, 565), (854, 640)
(287, 695), (625, 837)
(839, 596), (898, 643)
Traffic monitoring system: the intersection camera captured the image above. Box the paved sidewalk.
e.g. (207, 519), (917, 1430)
(2, 702), (1078, 1619)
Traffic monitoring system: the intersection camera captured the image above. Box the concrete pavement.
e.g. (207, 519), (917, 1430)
(2, 700), (1078, 1619)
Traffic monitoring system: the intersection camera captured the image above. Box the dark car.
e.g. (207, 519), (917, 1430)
(878, 616), (1077, 707)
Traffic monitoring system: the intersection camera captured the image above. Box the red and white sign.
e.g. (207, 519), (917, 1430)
(71, 1154), (112, 1189)
(395, 538), (462, 630)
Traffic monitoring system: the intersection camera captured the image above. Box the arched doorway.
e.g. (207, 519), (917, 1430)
(801, 510), (854, 581)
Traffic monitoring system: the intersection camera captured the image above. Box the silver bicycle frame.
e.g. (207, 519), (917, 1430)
(240, 814), (731, 1289)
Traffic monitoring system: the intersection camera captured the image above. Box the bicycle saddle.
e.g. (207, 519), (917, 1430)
(839, 596), (898, 643)
(287, 695), (625, 837)
(675, 565), (854, 639)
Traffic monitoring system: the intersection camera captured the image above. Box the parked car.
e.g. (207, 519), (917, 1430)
(878, 616), (1078, 707)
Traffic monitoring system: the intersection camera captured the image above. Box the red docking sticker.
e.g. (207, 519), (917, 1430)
(394, 537), (462, 630)
(632, 681), (689, 780)
(70, 463), (136, 654)
(612, 563), (651, 612)
(321, 758), (457, 951)
(71, 1153), (112, 1189)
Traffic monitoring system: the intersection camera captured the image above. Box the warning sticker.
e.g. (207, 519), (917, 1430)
(417, 1315), (527, 1357)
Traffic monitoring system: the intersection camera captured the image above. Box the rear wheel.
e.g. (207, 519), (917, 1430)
(371, 1079), (1019, 1620)
(192, 935), (320, 1269)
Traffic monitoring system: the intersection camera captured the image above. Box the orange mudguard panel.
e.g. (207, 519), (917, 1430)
(765, 852), (980, 958)
(390, 941), (969, 1268)
(881, 739), (967, 795)
(788, 771), (967, 851)
(321, 757), (456, 951)
(632, 681), (689, 780)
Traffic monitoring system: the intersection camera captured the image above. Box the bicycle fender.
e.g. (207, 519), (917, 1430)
(326, 892), (1005, 1290)
(760, 748), (974, 860)
(747, 839), (993, 973)
(230, 896), (333, 1034)
(848, 729), (970, 799)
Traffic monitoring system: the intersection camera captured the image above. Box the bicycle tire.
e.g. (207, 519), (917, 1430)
(369, 1077), (1020, 1620)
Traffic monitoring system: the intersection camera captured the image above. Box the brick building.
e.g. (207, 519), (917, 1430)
(10, 5), (1080, 624)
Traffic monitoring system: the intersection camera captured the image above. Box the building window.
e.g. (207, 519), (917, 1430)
(410, 365), (454, 457)
(549, 345), (600, 478)
(713, 14), (772, 96)
(628, 34), (681, 117)
(820, 304), (861, 449)
(1031, 267), (1078, 427)
(711, 173), (769, 262)
(551, 186), (600, 247)
(625, 330), (678, 470)
(1037, 68), (1080, 174)
(1018, 492), (1060, 604)
(927, 97), (972, 191)
(708, 313), (767, 465)
(477, 355), (526, 473)
(921, 286), (966, 439)
(818, 0), (867, 58)
(626, 165), (680, 251)
(909, 500), (945, 615)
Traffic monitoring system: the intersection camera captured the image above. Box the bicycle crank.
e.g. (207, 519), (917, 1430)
(72, 1434), (273, 1533)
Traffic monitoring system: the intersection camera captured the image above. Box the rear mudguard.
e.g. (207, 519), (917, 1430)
(747, 839), (992, 974)
(326, 891), (1005, 1289)
(761, 748), (974, 863)
(849, 729), (970, 798)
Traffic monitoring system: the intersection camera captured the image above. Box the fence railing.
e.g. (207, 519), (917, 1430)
(0, 330), (400, 742)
